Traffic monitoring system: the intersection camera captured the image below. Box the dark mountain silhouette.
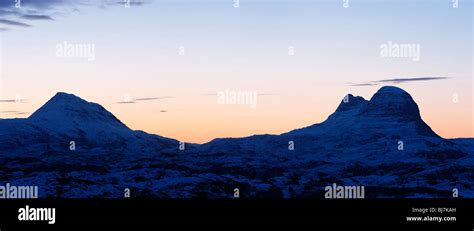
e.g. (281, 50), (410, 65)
(0, 86), (472, 198)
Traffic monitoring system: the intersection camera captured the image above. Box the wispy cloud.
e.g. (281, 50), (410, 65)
(0, 98), (28, 103)
(117, 95), (173, 104)
(0, 19), (31, 27)
(115, 1), (147, 7)
(0, 0), (149, 31)
(350, 77), (449, 86)
(202, 93), (278, 96)
(21, 14), (54, 20)
(134, 96), (174, 101)
(0, 110), (30, 115)
(350, 83), (378, 87)
(378, 77), (449, 83)
(0, 99), (17, 103)
(14, 112), (30, 115)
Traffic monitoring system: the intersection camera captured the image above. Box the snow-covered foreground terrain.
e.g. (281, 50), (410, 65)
(0, 86), (472, 198)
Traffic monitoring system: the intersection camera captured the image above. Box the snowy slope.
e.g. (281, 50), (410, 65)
(0, 86), (473, 198)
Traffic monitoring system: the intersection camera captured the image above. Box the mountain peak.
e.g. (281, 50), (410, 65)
(359, 85), (421, 121)
(52, 92), (80, 99)
(285, 86), (439, 138)
(376, 86), (410, 95)
(335, 94), (368, 112)
(363, 86), (439, 137)
(47, 92), (88, 105)
(29, 92), (128, 131)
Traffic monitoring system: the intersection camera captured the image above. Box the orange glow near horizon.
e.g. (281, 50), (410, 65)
(0, 84), (472, 144)
(0, 0), (472, 144)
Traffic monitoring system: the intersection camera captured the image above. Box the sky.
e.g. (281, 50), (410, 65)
(0, 0), (472, 143)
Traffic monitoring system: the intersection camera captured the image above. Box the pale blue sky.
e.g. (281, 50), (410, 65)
(0, 0), (472, 142)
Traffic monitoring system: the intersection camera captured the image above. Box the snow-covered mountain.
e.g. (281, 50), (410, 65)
(201, 86), (448, 158)
(27, 92), (178, 149)
(285, 86), (438, 137)
(0, 86), (472, 198)
(29, 92), (130, 134)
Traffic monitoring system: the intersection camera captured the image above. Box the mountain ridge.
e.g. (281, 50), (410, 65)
(0, 86), (472, 198)
(19, 86), (442, 143)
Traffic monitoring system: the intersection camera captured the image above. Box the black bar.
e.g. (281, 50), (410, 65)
(0, 199), (472, 225)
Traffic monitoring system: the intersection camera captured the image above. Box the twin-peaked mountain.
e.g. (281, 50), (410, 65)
(0, 86), (472, 198)
(201, 86), (445, 156)
(287, 86), (438, 137)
